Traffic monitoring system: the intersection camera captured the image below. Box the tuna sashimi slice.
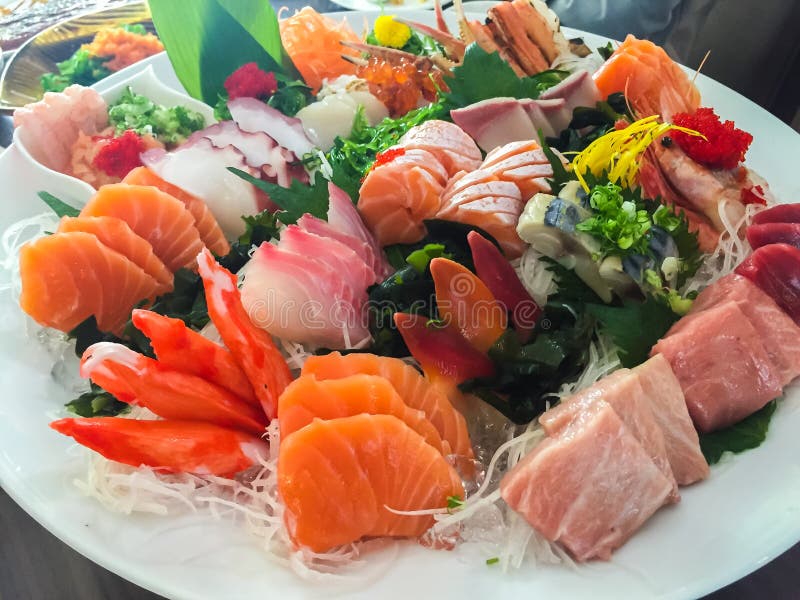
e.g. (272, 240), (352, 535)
(502, 398), (673, 561)
(751, 203), (800, 225)
(633, 354), (709, 486)
(746, 223), (800, 250)
(651, 301), (782, 433)
(278, 414), (464, 553)
(398, 119), (482, 176)
(540, 368), (679, 500)
(683, 273), (800, 386)
(735, 243), (800, 326)
(450, 98), (538, 153)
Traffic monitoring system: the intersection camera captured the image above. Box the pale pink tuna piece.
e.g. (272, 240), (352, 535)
(540, 369), (679, 501)
(450, 98), (538, 153)
(678, 273), (800, 387)
(538, 70), (601, 113)
(502, 398), (673, 561)
(398, 119), (482, 176)
(633, 354), (709, 486)
(240, 242), (369, 348)
(651, 301), (782, 433)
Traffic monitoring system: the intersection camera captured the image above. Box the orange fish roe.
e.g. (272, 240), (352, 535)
(356, 57), (446, 118)
(83, 27), (164, 72)
(672, 108), (753, 170)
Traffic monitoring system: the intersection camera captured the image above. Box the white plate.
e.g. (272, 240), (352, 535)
(2, 10), (800, 600)
(327, 0), (438, 12)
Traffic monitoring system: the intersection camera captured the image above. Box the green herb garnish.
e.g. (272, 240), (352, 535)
(38, 191), (80, 218)
(486, 557), (500, 566)
(108, 87), (205, 146)
(228, 169), (329, 225)
(699, 401), (778, 465)
(40, 49), (112, 93)
(576, 182), (652, 256)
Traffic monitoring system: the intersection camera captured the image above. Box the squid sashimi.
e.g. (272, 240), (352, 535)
(278, 374), (445, 453)
(51, 418), (267, 476)
(397, 120), (482, 177)
(131, 309), (258, 406)
(302, 352), (474, 458)
(278, 414), (464, 553)
(240, 242), (369, 349)
(593, 35), (701, 120)
(80, 184), (205, 272)
(80, 342), (267, 435)
(19, 231), (159, 333)
(57, 215), (173, 294)
(123, 166), (230, 256)
(197, 250), (293, 421)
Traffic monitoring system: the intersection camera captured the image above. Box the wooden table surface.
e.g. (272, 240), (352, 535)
(1, 2), (799, 596)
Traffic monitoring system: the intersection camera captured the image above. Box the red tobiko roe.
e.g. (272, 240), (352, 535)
(671, 107), (753, 171)
(224, 62), (278, 101)
(92, 130), (146, 178)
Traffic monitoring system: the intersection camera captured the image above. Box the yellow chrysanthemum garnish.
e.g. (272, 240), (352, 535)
(373, 15), (412, 49)
(572, 115), (704, 193)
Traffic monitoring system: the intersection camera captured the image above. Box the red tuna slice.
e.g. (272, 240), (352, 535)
(633, 354), (709, 486)
(746, 223), (800, 250)
(398, 119), (482, 176)
(751, 203), (800, 225)
(680, 273), (800, 386)
(501, 397), (673, 561)
(279, 226), (374, 292)
(650, 301), (782, 433)
(540, 369), (678, 500)
(450, 98), (538, 153)
(735, 243), (800, 326)
(240, 242), (370, 349)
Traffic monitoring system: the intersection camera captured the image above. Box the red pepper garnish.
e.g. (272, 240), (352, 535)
(741, 184), (767, 206)
(224, 62), (278, 101)
(671, 107), (753, 170)
(91, 130), (146, 179)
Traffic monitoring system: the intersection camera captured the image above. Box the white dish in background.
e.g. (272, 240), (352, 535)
(12, 65), (216, 209)
(1, 9), (800, 600)
(327, 0), (438, 12)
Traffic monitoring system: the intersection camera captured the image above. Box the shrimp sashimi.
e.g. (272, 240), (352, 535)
(131, 309), (258, 406)
(51, 418), (267, 476)
(80, 342), (267, 435)
(197, 250), (293, 421)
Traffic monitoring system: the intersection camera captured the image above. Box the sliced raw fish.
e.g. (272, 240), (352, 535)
(397, 120), (482, 176)
(746, 223), (800, 250)
(651, 301), (782, 432)
(532, 98), (571, 134)
(480, 140), (553, 200)
(751, 203), (800, 225)
(539, 70), (601, 113)
(450, 98), (538, 152)
(502, 397), (673, 561)
(228, 97), (315, 157)
(736, 243), (800, 326)
(633, 354), (709, 486)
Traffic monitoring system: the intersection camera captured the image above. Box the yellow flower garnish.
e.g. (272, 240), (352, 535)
(572, 116), (705, 193)
(373, 15), (412, 49)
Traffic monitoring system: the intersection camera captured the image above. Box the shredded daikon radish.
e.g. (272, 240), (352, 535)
(515, 247), (557, 308)
(555, 333), (621, 400)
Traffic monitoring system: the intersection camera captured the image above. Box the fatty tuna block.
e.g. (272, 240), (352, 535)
(735, 243), (800, 327)
(502, 398), (673, 561)
(682, 273), (800, 387)
(633, 355), (709, 486)
(540, 369), (678, 501)
(651, 301), (782, 433)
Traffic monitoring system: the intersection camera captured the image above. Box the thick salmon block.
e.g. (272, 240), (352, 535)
(502, 399), (673, 561)
(633, 355), (709, 486)
(651, 301), (781, 433)
(683, 273), (800, 386)
(540, 369), (678, 500)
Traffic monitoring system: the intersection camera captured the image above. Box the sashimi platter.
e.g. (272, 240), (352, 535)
(1, 1), (799, 598)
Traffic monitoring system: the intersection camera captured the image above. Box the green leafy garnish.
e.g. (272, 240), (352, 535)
(38, 191), (80, 218)
(486, 557), (500, 566)
(598, 42), (615, 61)
(699, 401), (778, 465)
(218, 210), (281, 273)
(66, 382), (129, 417)
(441, 43), (569, 110)
(148, 0), (296, 104)
(548, 93), (632, 154)
(576, 182), (652, 256)
(108, 87), (205, 146)
(228, 169), (329, 225)
(40, 49), (112, 93)
(446, 496), (464, 510)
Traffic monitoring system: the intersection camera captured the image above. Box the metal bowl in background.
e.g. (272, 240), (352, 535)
(0, 2), (154, 113)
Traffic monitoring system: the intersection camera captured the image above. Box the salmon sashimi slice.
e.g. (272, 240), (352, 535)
(278, 414), (464, 553)
(593, 35), (701, 120)
(123, 166), (230, 256)
(430, 257), (507, 352)
(302, 352), (473, 457)
(131, 309), (258, 406)
(19, 231), (159, 333)
(80, 342), (267, 435)
(633, 354), (709, 486)
(397, 120), (482, 177)
(357, 148), (449, 246)
(278, 374), (445, 453)
(51, 417), (267, 475)
(80, 184), (206, 272)
(57, 215), (173, 295)
(479, 140), (553, 200)
(501, 398), (673, 561)
(197, 250), (293, 421)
